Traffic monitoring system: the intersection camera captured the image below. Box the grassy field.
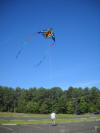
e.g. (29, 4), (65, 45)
(0, 112), (49, 118)
(0, 112), (97, 117)
(0, 112), (100, 125)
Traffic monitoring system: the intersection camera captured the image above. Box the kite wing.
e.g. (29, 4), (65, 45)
(38, 30), (48, 38)
(51, 33), (55, 42)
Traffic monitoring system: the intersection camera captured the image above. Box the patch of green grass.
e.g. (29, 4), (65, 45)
(56, 116), (100, 123)
(0, 112), (99, 118)
(57, 113), (97, 117)
(0, 112), (49, 118)
(0, 120), (50, 125)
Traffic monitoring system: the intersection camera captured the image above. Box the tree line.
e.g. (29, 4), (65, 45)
(0, 85), (100, 114)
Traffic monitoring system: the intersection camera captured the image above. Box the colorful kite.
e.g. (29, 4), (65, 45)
(16, 28), (55, 66)
(38, 28), (55, 42)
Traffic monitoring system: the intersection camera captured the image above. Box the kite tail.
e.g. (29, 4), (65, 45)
(35, 50), (48, 67)
(48, 42), (55, 48)
(16, 47), (24, 59)
(35, 42), (55, 67)
(16, 33), (34, 59)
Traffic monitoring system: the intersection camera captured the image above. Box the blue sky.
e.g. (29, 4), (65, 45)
(0, 0), (100, 90)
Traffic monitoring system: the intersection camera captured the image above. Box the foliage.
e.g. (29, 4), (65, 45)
(0, 85), (100, 114)
(66, 101), (74, 114)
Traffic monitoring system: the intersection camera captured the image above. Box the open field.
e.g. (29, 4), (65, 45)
(0, 113), (100, 133)
(0, 112), (100, 125)
(0, 112), (49, 118)
(0, 112), (98, 117)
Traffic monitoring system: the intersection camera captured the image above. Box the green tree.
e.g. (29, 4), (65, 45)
(66, 101), (74, 114)
(16, 88), (27, 113)
(39, 102), (48, 114)
(0, 85), (100, 114)
(57, 96), (66, 113)
(78, 97), (88, 113)
(26, 101), (34, 113)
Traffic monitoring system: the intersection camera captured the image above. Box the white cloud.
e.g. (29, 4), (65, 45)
(73, 80), (100, 88)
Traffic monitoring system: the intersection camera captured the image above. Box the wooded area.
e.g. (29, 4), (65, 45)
(0, 86), (100, 114)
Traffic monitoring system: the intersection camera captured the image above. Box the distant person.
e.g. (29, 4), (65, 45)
(50, 112), (56, 125)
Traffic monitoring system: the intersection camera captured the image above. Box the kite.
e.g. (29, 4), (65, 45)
(38, 28), (55, 43)
(35, 28), (55, 66)
(16, 28), (55, 66)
